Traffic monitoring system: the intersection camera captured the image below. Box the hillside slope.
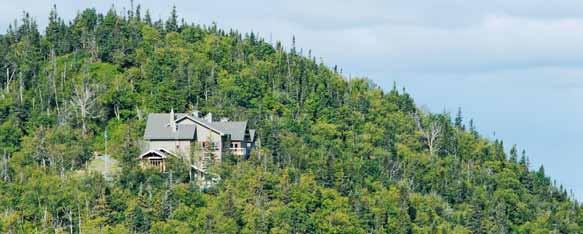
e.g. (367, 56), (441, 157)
(0, 6), (581, 233)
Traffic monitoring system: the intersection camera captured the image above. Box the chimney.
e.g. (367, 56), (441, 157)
(192, 110), (200, 118)
(220, 117), (229, 122)
(204, 112), (213, 122)
(170, 108), (177, 132)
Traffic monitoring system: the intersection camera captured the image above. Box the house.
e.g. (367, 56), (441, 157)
(138, 110), (257, 173)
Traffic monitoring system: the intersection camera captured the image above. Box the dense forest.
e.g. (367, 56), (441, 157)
(0, 5), (581, 233)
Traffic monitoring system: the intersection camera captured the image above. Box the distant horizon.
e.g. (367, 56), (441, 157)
(1, 0), (582, 200)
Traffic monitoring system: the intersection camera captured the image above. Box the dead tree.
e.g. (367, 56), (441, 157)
(71, 80), (98, 137)
(135, 105), (143, 120)
(5, 66), (15, 93)
(2, 149), (8, 182)
(414, 112), (442, 155)
(33, 127), (51, 168)
(19, 72), (24, 104)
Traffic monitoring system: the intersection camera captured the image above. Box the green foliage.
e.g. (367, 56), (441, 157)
(0, 5), (581, 233)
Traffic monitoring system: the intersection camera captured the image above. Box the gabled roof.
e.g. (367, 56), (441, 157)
(144, 112), (250, 141)
(144, 113), (196, 140)
(138, 148), (175, 159)
(175, 114), (224, 134)
(212, 121), (247, 141)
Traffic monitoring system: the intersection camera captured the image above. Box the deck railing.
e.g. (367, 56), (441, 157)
(230, 147), (246, 156)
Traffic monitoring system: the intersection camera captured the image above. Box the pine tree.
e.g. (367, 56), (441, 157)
(509, 145), (518, 162)
(135, 4), (142, 22)
(469, 118), (479, 138)
(538, 165), (545, 177)
(46, 5), (61, 52)
(519, 150), (528, 167)
(455, 107), (464, 129)
(132, 205), (149, 233)
(144, 9), (152, 25)
(166, 6), (178, 32)
(0, 6), (581, 233)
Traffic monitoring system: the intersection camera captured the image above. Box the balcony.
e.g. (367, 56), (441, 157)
(230, 147), (247, 156)
(201, 142), (220, 151)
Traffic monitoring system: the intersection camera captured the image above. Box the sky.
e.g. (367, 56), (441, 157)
(1, 0), (582, 199)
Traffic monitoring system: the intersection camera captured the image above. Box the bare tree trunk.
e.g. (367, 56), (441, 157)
(205, 66), (214, 103)
(43, 206), (48, 230)
(71, 76), (97, 137)
(77, 203), (82, 234)
(426, 122), (441, 155)
(5, 67), (15, 93)
(2, 149), (8, 182)
(38, 87), (47, 115)
(414, 113), (441, 155)
(62, 62), (66, 89)
(135, 105), (142, 120)
(5, 67), (8, 93)
(68, 209), (73, 234)
(18, 72), (24, 104)
(114, 105), (120, 120)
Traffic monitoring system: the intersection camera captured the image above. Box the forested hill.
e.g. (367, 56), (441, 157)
(0, 6), (581, 233)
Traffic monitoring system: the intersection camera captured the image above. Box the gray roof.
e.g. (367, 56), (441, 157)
(212, 121), (247, 141)
(144, 113), (249, 141)
(144, 113), (196, 140)
(175, 114), (224, 134)
(175, 113), (248, 141)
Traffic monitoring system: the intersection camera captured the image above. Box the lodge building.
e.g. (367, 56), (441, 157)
(138, 110), (257, 174)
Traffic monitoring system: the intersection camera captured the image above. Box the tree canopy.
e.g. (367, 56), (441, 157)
(0, 6), (581, 233)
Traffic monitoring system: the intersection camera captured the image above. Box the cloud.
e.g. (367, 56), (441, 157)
(278, 14), (583, 75)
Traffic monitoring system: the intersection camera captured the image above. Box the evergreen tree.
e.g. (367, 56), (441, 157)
(166, 6), (178, 32)
(509, 144), (518, 162)
(0, 6), (579, 233)
(455, 107), (464, 129)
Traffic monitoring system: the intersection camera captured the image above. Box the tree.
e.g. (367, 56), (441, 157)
(71, 67), (99, 137)
(132, 205), (149, 233)
(0, 6), (581, 233)
(415, 112), (442, 155)
(509, 145), (518, 162)
(0, 116), (22, 153)
(455, 107), (464, 129)
(166, 6), (178, 32)
(144, 10), (152, 25)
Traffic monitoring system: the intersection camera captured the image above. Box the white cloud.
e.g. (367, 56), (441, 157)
(281, 14), (583, 75)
